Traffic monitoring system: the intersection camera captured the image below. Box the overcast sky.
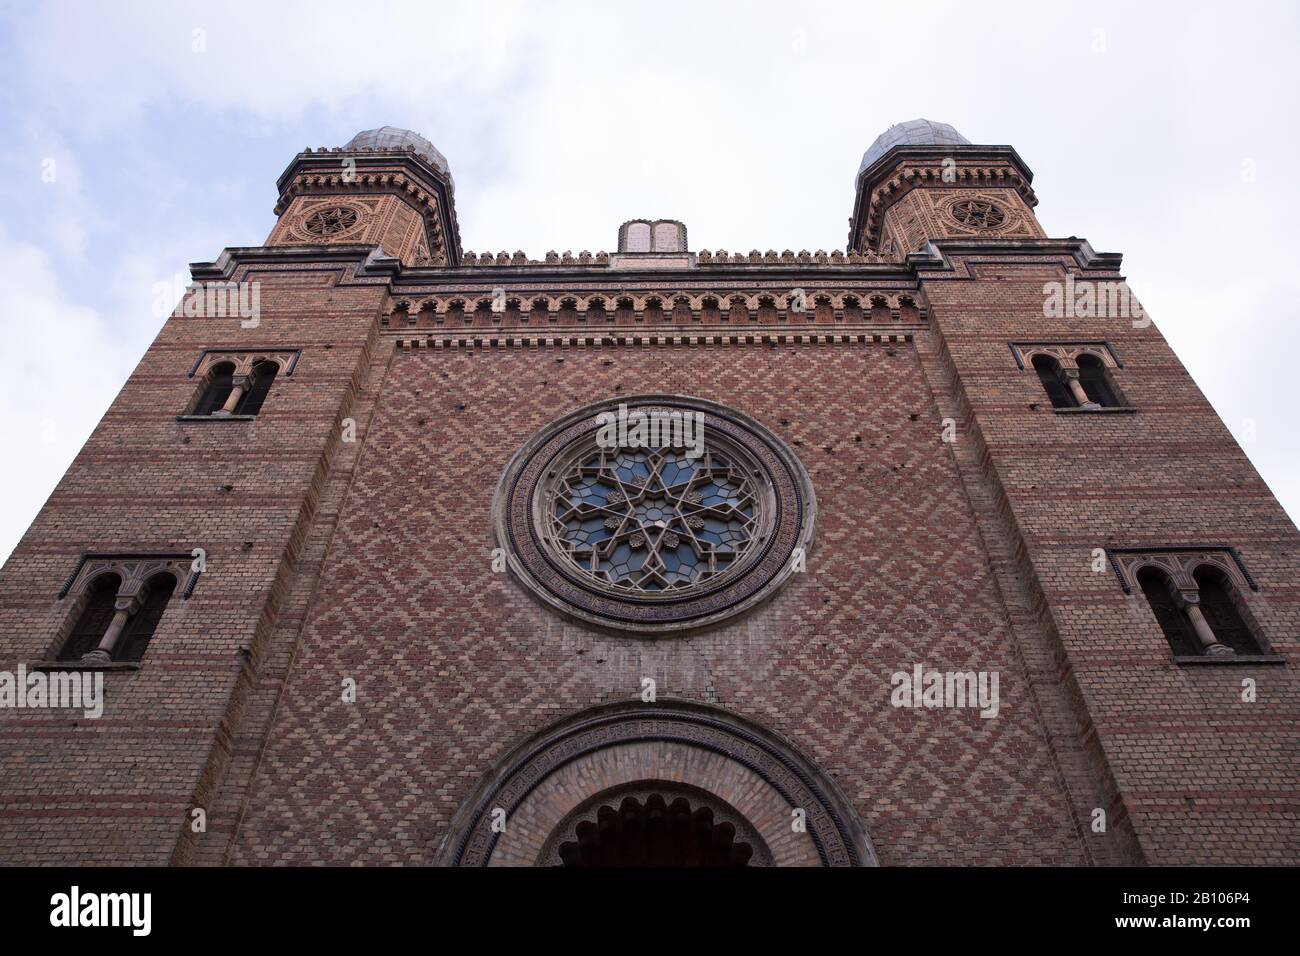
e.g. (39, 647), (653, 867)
(0, 0), (1297, 563)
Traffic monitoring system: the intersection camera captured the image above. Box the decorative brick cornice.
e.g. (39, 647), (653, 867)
(455, 247), (894, 267)
(1010, 341), (1122, 370)
(386, 287), (927, 323)
(908, 238), (1125, 275)
(58, 552), (202, 601)
(396, 331), (913, 350)
(185, 238), (1125, 291)
(1105, 546), (1259, 596)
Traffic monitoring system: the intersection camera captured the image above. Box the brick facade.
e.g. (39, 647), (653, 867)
(0, 123), (1294, 866)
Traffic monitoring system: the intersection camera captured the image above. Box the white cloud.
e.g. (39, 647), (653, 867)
(0, 229), (137, 561)
(0, 0), (1297, 567)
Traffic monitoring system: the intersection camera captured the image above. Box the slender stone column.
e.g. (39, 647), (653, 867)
(1178, 592), (1233, 656)
(1063, 369), (1100, 409)
(213, 374), (251, 417)
(81, 595), (141, 664)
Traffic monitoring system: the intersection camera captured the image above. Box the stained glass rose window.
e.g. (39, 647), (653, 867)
(494, 396), (815, 634)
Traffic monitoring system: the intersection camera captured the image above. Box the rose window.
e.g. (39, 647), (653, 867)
(494, 396), (815, 634)
(546, 446), (760, 593)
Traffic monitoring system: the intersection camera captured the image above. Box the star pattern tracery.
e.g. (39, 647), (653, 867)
(303, 205), (360, 237)
(949, 199), (1006, 229)
(548, 444), (759, 593)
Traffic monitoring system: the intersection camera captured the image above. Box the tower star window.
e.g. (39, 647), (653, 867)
(949, 199), (1006, 229)
(303, 205), (360, 237)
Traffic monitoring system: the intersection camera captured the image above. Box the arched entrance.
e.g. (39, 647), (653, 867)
(436, 701), (875, 867)
(545, 783), (773, 867)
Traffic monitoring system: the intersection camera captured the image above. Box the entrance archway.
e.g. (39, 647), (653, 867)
(436, 701), (875, 867)
(543, 782), (774, 867)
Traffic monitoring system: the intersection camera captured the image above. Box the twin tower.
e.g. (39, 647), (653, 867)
(266, 119), (1044, 266)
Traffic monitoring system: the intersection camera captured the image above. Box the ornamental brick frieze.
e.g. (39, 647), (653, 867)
(58, 552), (202, 602)
(453, 247), (894, 266)
(381, 287), (928, 329)
(188, 348), (302, 379)
(1105, 547), (1259, 597)
(1009, 341), (1121, 370)
(395, 331), (914, 350)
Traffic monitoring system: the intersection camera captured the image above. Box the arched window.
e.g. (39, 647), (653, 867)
(58, 573), (121, 661)
(1077, 353), (1120, 407)
(192, 361), (236, 416)
(1137, 567), (1200, 656)
(236, 360), (279, 416)
(115, 573), (177, 662)
(1032, 354), (1076, 409)
(1193, 566), (1261, 655)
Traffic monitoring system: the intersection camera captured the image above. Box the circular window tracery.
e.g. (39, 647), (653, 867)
(948, 199), (1006, 229)
(544, 439), (762, 594)
(494, 396), (815, 634)
(302, 205), (361, 237)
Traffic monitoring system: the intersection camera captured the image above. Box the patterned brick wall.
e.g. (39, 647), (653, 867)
(919, 255), (1300, 864)
(224, 337), (1089, 865)
(0, 270), (383, 864)
(1, 243), (1294, 867)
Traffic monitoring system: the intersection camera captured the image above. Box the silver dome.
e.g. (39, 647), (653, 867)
(858, 119), (971, 177)
(344, 126), (452, 183)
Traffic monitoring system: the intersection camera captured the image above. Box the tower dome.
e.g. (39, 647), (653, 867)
(344, 126), (453, 183)
(858, 119), (971, 177)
